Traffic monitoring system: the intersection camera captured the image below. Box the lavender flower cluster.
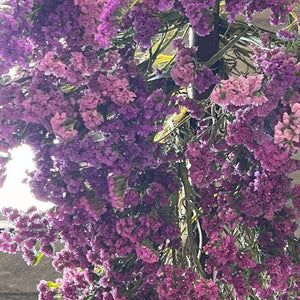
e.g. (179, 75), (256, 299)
(0, 0), (299, 299)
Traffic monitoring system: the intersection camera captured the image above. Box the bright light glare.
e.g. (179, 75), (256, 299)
(0, 145), (53, 211)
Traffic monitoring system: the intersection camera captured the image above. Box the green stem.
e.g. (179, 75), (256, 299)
(205, 27), (249, 67)
(179, 162), (205, 276)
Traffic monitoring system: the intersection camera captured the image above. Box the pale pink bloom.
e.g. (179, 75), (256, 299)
(292, 102), (300, 116)
(211, 75), (268, 107)
(274, 103), (300, 153)
(248, 74), (263, 93)
(252, 95), (268, 106)
(282, 112), (290, 125)
(283, 128), (293, 140)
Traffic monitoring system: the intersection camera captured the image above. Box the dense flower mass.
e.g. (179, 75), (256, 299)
(225, 0), (298, 25)
(274, 103), (300, 153)
(211, 75), (268, 107)
(171, 39), (219, 92)
(0, 0), (299, 299)
(181, 0), (216, 36)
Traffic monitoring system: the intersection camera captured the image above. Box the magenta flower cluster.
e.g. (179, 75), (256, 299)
(225, 0), (298, 25)
(0, 1), (299, 299)
(171, 39), (219, 92)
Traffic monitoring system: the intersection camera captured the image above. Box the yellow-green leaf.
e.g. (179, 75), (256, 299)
(47, 281), (61, 289)
(33, 252), (43, 266)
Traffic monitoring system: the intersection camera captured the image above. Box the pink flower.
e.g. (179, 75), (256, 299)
(248, 74), (264, 93)
(38, 52), (69, 78)
(211, 75), (268, 107)
(79, 91), (105, 130)
(98, 74), (136, 106)
(274, 103), (300, 152)
(171, 63), (194, 87)
(50, 112), (78, 140)
(135, 245), (158, 264)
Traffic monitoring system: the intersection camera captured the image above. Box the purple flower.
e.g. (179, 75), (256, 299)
(181, 0), (216, 36)
(194, 66), (220, 93)
(95, 0), (124, 48)
(129, 6), (161, 49)
(136, 245), (158, 264)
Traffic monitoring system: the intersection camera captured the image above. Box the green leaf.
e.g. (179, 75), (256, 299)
(129, 0), (142, 9)
(113, 175), (128, 201)
(47, 281), (61, 289)
(59, 84), (76, 94)
(33, 252), (43, 266)
(206, 27), (249, 67)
